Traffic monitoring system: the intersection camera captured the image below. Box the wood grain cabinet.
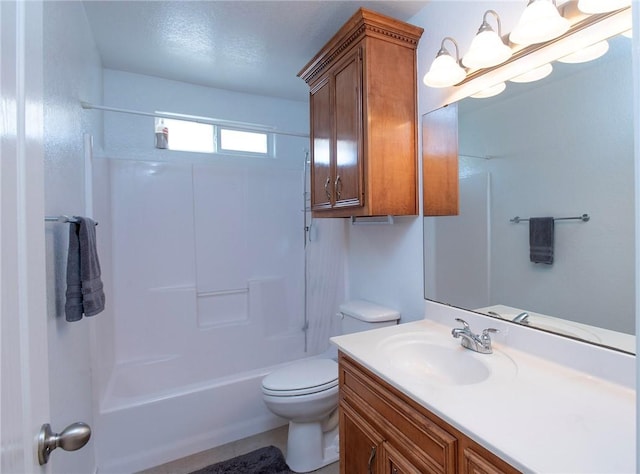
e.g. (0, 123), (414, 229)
(298, 8), (423, 218)
(339, 353), (521, 474)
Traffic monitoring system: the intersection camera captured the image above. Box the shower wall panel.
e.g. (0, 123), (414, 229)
(109, 158), (306, 382)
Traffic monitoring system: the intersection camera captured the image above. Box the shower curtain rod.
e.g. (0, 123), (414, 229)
(80, 101), (310, 139)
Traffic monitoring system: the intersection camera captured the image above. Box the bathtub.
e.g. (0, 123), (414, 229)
(95, 356), (312, 474)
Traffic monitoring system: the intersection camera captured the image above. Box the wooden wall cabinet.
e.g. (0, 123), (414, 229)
(298, 9), (423, 218)
(339, 352), (521, 474)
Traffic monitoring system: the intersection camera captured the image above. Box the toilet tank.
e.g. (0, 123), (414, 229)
(338, 300), (400, 335)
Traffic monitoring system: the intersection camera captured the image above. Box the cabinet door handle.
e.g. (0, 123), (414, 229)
(334, 175), (342, 200)
(324, 176), (332, 201)
(367, 445), (377, 474)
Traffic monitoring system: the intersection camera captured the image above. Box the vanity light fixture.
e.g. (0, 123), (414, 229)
(509, 0), (570, 46)
(462, 10), (512, 69)
(577, 0), (631, 14)
(509, 63), (553, 83)
(557, 40), (609, 63)
(470, 82), (506, 99)
(423, 37), (466, 88)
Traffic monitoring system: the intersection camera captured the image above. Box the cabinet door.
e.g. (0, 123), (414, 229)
(382, 442), (425, 474)
(340, 401), (383, 474)
(310, 76), (333, 210)
(461, 446), (520, 474)
(333, 46), (363, 209)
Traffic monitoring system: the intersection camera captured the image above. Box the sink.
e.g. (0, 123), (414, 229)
(377, 332), (517, 387)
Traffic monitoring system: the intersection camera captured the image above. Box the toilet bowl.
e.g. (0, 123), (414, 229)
(262, 358), (339, 473)
(261, 300), (400, 473)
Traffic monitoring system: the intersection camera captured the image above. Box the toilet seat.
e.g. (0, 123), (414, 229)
(262, 359), (338, 397)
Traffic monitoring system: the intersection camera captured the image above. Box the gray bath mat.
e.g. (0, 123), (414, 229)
(188, 445), (294, 474)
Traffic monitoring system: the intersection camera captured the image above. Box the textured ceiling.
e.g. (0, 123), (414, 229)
(82, 1), (428, 102)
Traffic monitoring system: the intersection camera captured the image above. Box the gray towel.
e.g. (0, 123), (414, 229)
(529, 217), (554, 264)
(65, 217), (105, 321)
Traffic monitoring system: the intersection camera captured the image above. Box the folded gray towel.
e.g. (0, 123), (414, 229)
(65, 217), (105, 321)
(529, 217), (554, 265)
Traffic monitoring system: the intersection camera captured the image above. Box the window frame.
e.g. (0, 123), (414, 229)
(154, 115), (275, 158)
(215, 126), (275, 158)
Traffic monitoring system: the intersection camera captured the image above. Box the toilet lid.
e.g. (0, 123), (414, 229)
(262, 359), (338, 396)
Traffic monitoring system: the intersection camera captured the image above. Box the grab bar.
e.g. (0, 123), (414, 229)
(45, 215), (98, 225)
(510, 214), (589, 224)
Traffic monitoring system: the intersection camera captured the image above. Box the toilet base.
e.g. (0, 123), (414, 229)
(285, 419), (339, 473)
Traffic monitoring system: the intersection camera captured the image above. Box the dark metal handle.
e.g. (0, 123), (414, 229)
(367, 445), (377, 474)
(334, 175), (342, 200)
(324, 176), (332, 201)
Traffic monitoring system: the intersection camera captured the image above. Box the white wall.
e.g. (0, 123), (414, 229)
(42, 2), (103, 473)
(346, 2), (523, 323)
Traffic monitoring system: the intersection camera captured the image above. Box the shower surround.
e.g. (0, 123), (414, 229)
(91, 71), (346, 473)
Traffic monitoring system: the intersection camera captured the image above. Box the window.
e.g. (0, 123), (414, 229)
(154, 116), (273, 157)
(219, 129), (268, 154)
(155, 118), (214, 153)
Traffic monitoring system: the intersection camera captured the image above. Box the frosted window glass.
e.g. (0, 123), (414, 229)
(220, 129), (268, 154)
(155, 117), (214, 153)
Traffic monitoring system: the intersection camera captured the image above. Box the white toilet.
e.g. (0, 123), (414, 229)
(261, 300), (400, 473)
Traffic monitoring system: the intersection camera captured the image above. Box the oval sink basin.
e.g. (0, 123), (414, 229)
(377, 332), (517, 387)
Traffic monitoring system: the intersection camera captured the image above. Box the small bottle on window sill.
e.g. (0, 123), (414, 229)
(155, 119), (168, 149)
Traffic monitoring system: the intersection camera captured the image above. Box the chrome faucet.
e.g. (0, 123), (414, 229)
(487, 310), (530, 325)
(451, 318), (498, 354)
(512, 312), (530, 324)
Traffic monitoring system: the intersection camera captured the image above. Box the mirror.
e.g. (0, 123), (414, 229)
(423, 31), (635, 354)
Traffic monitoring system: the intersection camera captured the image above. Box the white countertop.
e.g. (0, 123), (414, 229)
(331, 318), (636, 473)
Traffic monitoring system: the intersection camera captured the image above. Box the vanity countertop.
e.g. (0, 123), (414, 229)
(331, 318), (636, 473)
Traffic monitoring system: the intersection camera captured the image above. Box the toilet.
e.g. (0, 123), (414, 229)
(261, 300), (400, 473)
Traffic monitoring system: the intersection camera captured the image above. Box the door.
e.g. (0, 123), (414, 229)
(333, 46), (363, 209)
(310, 77), (333, 210)
(1, 1), (51, 472)
(339, 402), (383, 474)
(1, 2), (93, 473)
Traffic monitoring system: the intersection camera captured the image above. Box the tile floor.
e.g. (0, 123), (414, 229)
(137, 425), (339, 474)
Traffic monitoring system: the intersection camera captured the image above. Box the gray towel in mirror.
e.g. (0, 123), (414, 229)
(529, 217), (554, 265)
(65, 216), (105, 321)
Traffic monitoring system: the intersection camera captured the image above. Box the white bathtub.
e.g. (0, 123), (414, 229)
(95, 356), (310, 474)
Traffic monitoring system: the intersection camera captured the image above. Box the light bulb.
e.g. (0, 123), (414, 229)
(423, 37), (466, 88)
(510, 0), (570, 45)
(463, 30), (512, 69)
(462, 10), (512, 69)
(423, 54), (466, 88)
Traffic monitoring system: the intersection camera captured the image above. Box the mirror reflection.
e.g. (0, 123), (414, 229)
(423, 34), (634, 354)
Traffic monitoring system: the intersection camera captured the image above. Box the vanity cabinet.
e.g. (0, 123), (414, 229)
(298, 8), (423, 218)
(339, 352), (520, 474)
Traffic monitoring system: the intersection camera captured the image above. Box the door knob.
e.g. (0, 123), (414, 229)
(38, 422), (91, 465)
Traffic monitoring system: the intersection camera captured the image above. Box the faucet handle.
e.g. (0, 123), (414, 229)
(481, 327), (499, 341)
(482, 327), (499, 336)
(454, 318), (470, 330)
